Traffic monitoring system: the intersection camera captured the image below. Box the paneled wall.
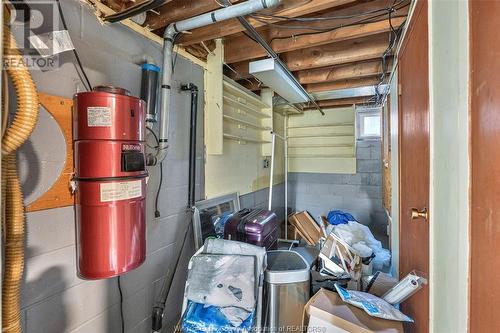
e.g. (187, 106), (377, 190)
(13, 1), (204, 332)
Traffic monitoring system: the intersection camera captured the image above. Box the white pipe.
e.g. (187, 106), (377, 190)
(153, 0), (281, 164)
(268, 133), (276, 211)
(284, 116), (288, 240)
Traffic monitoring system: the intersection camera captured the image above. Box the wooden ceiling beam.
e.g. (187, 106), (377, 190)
(224, 0), (408, 64)
(176, 0), (358, 46)
(304, 97), (373, 109)
(283, 32), (390, 71)
(305, 76), (381, 93)
(225, 17), (404, 64)
(238, 75), (382, 93)
(226, 33), (391, 79)
(296, 58), (393, 84)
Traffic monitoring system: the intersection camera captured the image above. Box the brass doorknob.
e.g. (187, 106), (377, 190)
(411, 207), (428, 220)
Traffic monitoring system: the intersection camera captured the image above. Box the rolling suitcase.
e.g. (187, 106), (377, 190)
(224, 208), (279, 250)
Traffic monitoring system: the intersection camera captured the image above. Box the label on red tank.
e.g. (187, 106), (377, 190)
(122, 143), (142, 152)
(100, 180), (142, 202)
(87, 106), (112, 127)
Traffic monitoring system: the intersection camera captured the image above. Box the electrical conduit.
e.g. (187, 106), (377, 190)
(2, 23), (40, 333)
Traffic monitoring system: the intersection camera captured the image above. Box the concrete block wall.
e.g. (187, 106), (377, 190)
(13, 1), (203, 332)
(289, 141), (386, 232)
(239, 183), (286, 222)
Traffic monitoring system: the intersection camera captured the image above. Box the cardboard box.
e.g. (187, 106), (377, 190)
(289, 214), (315, 245)
(281, 223), (301, 240)
(289, 211), (323, 245)
(303, 289), (404, 333)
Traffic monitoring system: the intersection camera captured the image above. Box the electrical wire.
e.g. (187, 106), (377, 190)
(117, 276), (125, 333)
(251, 0), (408, 22)
(145, 126), (162, 218)
(55, 0), (93, 91)
(155, 162), (163, 218)
(248, 1), (410, 43)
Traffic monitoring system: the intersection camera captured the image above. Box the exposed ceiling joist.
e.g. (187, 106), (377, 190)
(283, 32), (391, 71)
(305, 76), (381, 93)
(304, 97), (373, 109)
(226, 32), (391, 79)
(312, 84), (389, 100)
(296, 58), (392, 84)
(225, 17), (405, 64)
(238, 75), (381, 93)
(223, 0), (408, 64)
(176, 0), (357, 46)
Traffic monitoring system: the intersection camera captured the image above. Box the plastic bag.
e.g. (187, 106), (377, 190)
(334, 284), (414, 322)
(182, 301), (254, 333)
(327, 210), (357, 225)
(334, 221), (391, 269)
(213, 212), (234, 238)
(186, 254), (256, 327)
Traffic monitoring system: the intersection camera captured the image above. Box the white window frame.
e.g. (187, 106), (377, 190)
(356, 107), (382, 141)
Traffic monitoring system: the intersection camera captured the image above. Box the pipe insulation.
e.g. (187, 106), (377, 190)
(2, 154), (24, 333)
(2, 24), (40, 333)
(150, 0), (281, 165)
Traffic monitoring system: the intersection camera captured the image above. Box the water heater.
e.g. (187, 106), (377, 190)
(73, 86), (147, 279)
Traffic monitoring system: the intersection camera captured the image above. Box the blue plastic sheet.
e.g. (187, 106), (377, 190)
(326, 210), (357, 225)
(182, 301), (254, 333)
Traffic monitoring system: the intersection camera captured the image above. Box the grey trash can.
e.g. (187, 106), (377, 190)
(264, 250), (310, 332)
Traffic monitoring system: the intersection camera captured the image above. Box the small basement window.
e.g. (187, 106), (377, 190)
(356, 107), (382, 140)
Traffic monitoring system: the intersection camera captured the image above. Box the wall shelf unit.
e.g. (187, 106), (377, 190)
(287, 106), (357, 174)
(207, 74), (273, 154)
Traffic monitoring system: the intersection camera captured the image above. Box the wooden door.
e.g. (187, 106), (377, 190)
(470, 0), (500, 331)
(398, 1), (429, 332)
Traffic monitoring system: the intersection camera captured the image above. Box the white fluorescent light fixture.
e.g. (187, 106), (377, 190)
(249, 58), (309, 104)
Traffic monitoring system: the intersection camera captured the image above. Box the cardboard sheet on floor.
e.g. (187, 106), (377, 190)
(303, 289), (404, 333)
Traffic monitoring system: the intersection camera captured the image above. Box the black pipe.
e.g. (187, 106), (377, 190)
(151, 83), (199, 333)
(182, 83), (199, 208)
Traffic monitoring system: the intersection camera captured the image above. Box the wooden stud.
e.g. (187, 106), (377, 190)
(205, 39), (224, 155)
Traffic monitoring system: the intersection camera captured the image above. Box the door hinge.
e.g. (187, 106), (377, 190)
(398, 83), (402, 96)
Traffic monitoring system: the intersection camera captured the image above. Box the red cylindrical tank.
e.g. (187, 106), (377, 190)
(73, 86), (147, 279)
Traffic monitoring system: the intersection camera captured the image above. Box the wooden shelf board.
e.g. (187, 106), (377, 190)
(223, 133), (271, 144)
(288, 122), (354, 129)
(223, 80), (270, 109)
(288, 133), (354, 139)
(223, 114), (271, 130)
(223, 96), (270, 119)
(288, 154), (356, 158)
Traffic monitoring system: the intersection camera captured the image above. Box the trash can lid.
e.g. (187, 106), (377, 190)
(265, 250), (310, 284)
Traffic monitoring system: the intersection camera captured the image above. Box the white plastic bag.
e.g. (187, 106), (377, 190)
(333, 221), (391, 269)
(334, 284), (414, 322)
